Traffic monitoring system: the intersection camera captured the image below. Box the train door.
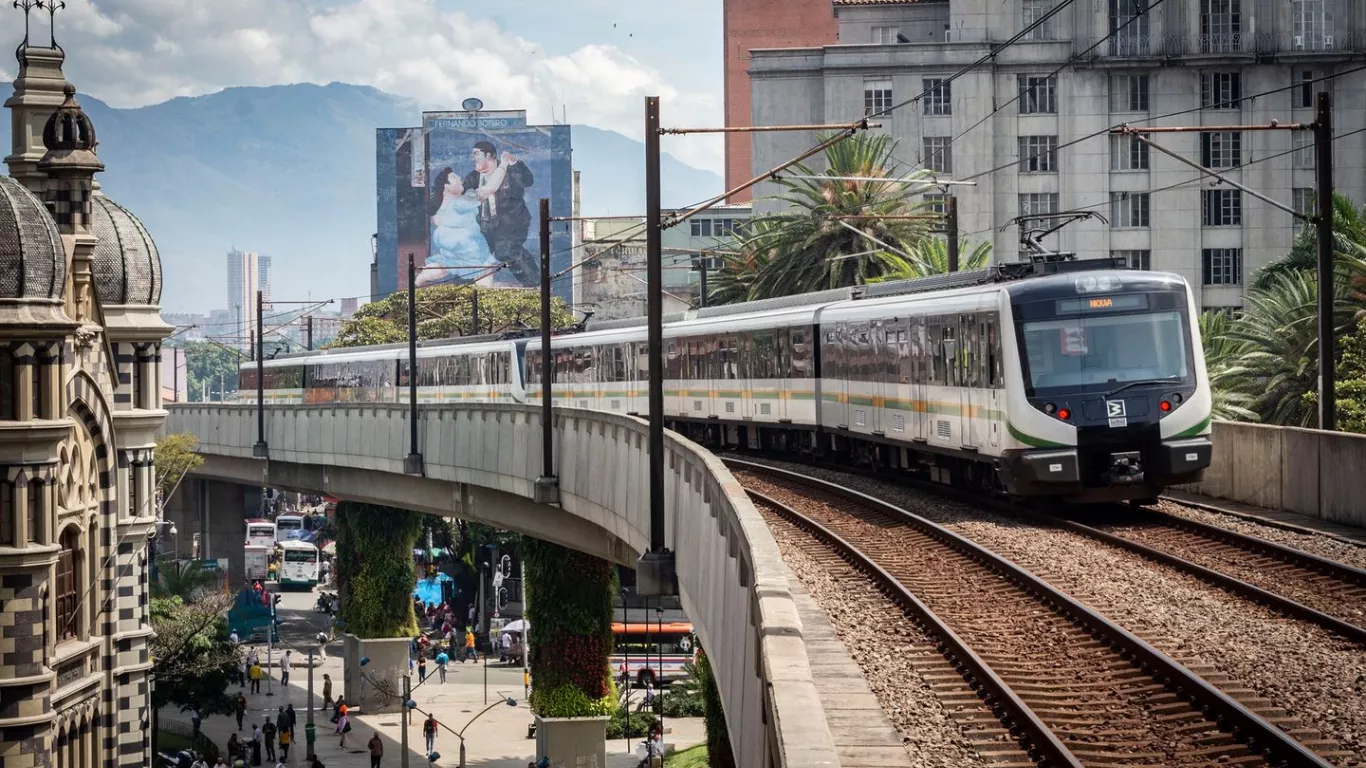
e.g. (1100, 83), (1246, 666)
(957, 315), (976, 449)
(870, 320), (887, 435)
(738, 333), (754, 422)
(964, 315), (982, 450)
(907, 318), (925, 441)
(833, 322), (850, 429)
(986, 314), (1002, 448)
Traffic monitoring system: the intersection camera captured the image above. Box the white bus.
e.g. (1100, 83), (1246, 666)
(246, 519), (276, 549)
(278, 541), (319, 589)
(274, 514), (305, 542)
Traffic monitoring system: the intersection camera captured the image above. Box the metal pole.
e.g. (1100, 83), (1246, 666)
(480, 562), (488, 705)
(539, 198), (555, 483)
(306, 316), (313, 351)
(470, 288), (479, 336)
(645, 96), (665, 553)
(172, 347), (179, 403)
(401, 674), (411, 768)
(622, 594), (630, 754)
(1315, 91), (1336, 432)
(945, 195), (960, 273)
(306, 649), (315, 761)
(657, 600), (664, 761)
(253, 290), (266, 458)
(697, 257), (709, 309)
(405, 254), (423, 474)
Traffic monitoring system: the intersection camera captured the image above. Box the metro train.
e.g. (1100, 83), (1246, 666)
(241, 256), (1214, 502)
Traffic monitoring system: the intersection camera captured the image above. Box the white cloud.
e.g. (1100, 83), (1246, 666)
(7, 0), (723, 174)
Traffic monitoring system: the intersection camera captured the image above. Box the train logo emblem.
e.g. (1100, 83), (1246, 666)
(1106, 400), (1127, 428)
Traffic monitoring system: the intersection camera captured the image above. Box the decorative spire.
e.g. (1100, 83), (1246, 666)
(13, 0), (41, 60)
(37, 0), (64, 50)
(42, 84), (97, 154)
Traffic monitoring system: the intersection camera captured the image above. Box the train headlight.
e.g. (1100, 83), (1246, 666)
(1044, 403), (1056, 414)
(1159, 400), (1172, 412)
(1173, 393), (1183, 404)
(1056, 407), (1071, 421)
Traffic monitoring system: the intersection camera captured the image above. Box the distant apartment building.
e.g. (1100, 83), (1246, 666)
(226, 249), (271, 347)
(724, 0), (837, 201)
(577, 205), (752, 321)
(748, 0), (1366, 310)
(340, 297), (359, 318)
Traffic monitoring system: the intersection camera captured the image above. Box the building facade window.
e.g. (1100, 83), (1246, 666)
(1200, 131), (1242, 168)
(27, 479), (42, 544)
(1018, 192), (1060, 230)
(1293, 188), (1315, 231)
(1110, 192), (1150, 228)
(1202, 189), (1243, 226)
(1109, 0), (1151, 55)
(33, 362), (44, 420)
(923, 79), (951, 116)
(1109, 73), (1150, 112)
(1202, 248), (1242, 285)
(1111, 134), (1150, 170)
(1201, 0), (1242, 53)
(132, 360), (145, 410)
(1293, 131), (1315, 169)
(864, 78), (893, 116)
(923, 136), (953, 174)
(0, 481), (12, 546)
(0, 348), (13, 421)
(872, 26), (899, 44)
(1018, 75), (1057, 114)
(1022, 0), (1056, 40)
(690, 218), (741, 238)
(1200, 72), (1242, 109)
(57, 527), (80, 641)
(1019, 135), (1059, 172)
(922, 194), (946, 214)
(1295, 70), (1319, 108)
(1113, 250), (1152, 270)
(1292, 0), (1331, 50)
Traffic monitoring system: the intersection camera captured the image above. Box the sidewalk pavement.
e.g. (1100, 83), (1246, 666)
(163, 642), (704, 767)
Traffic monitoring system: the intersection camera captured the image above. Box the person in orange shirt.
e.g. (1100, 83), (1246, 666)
(462, 628), (477, 663)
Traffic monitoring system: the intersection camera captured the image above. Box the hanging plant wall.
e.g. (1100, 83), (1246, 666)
(522, 538), (617, 717)
(335, 501), (423, 638)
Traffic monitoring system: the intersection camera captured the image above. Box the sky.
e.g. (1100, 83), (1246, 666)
(0, 0), (725, 173)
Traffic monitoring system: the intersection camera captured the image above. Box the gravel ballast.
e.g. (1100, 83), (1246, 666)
(1156, 499), (1366, 570)
(738, 457), (1366, 765)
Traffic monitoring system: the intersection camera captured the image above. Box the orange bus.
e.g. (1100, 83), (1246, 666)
(611, 621), (694, 688)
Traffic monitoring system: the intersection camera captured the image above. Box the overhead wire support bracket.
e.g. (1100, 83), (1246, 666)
(1114, 122), (1308, 221)
(660, 121), (881, 135)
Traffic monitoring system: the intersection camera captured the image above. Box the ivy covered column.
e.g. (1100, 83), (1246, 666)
(334, 501), (423, 713)
(523, 539), (617, 718)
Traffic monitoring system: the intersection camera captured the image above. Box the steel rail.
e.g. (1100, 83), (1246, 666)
(744, 486), (1083, 768)
(726, 458), (1336, 768)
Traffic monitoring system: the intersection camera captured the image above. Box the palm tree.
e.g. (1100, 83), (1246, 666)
(1197, 310), (1258, 422)
(1251, 193), (1366, 292)
(868, 238), (992, 283)
(153, 560), (217, 600)
(729, 133), (939, 301)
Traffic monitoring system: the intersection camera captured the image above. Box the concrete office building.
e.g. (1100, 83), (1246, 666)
(1, 33), (172, 768)
(226, 248), (270, 347)
(748, 0), (1366, 309)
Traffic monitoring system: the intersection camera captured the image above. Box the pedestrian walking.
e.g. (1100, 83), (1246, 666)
(235, 693), (247, 730)
(274, 708), (290, 743)
(250, 724), (264, 766)
(316, 630), (329, 659)
(422, 714), (438, 755)
(261, 718), (277, 761)
(367, 732), (383, 767)
(330, 695), (345, 724)
(285, 704), (297, 734)
(335, 712), (351, 749)
(321, 673), (333, 709)
(191, 707), (202, 740)
(277, 725), (291, 762)
(462, 628), (477, 663)
(248, 662), (263, 694)
(280, 650), (292, 687)
(417, 654), (427, 683)
(435, 650), (449, 683)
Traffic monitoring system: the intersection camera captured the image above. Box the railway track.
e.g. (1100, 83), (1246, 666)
(1036, 507), (1366, 645)
(727, 458), (1340, 768)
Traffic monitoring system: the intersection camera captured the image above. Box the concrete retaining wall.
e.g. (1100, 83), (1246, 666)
(1177, 420), (1366, 528)
(164, 404), (841, 768)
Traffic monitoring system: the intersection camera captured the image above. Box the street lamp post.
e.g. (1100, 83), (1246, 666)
(306, 649), (316, 761)
(405, 253), (424, 475)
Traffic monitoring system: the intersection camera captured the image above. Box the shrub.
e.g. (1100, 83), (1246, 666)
(606, 704), (659, 740)
(695, 649), (735, 768)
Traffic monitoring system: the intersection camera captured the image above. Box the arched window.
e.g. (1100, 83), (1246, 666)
(0, 481), (13, 546)
(27, 479), (43, 544)
(57, 526), (80, 641)
(132, 360), (144, 410)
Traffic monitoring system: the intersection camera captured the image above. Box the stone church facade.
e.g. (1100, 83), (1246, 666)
(1, 33), (171, 768)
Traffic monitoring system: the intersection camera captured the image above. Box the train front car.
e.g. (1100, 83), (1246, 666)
(999, 270), (1213, 502)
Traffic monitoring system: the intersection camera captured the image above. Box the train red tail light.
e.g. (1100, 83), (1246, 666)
(1057, 408), (1071, 420)
(1159, 400), (1172, 412)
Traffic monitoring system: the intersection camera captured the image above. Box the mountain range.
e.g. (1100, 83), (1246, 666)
(0, 81), (723, 312)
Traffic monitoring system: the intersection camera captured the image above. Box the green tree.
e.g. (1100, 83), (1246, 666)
(867, 237), (992, 282)
(1251, 193), (1366, 292)
(179, 341), (244, 402)
(155, 433), (204, 508)
(150, 592), (240, 718)
(152, 561), (218, 600)
(329, 284), (576, 348)
(722, 133), (939, 301)
(1302, 317), (1366, 432)
(1197, 310), (1258, 422)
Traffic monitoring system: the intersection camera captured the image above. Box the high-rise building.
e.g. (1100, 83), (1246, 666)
(723, 0), (837, 202)
(748, 0), (1366, 310)
(226, 249), (271, 347)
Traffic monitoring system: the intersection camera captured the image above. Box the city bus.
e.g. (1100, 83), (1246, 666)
(245, 519), (276, 548)
(611, 622), (695, 688)
(278, 541), (320, 589)
(274, 514), (305, 542)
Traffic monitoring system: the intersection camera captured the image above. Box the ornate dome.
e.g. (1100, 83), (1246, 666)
(0, 175), (66, 301)
(90, 194), (162, 306)
(43, 85), (97, 154)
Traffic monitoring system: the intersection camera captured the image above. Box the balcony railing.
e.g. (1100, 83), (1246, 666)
(1094, 31), (1361, 58)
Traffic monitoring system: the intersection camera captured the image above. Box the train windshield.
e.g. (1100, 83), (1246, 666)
(1021, 309), (1190, 393)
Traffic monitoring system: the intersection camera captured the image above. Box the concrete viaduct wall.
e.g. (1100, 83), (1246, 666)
(1177, 420), (1366, 528)
(164, 403), (840, 768)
